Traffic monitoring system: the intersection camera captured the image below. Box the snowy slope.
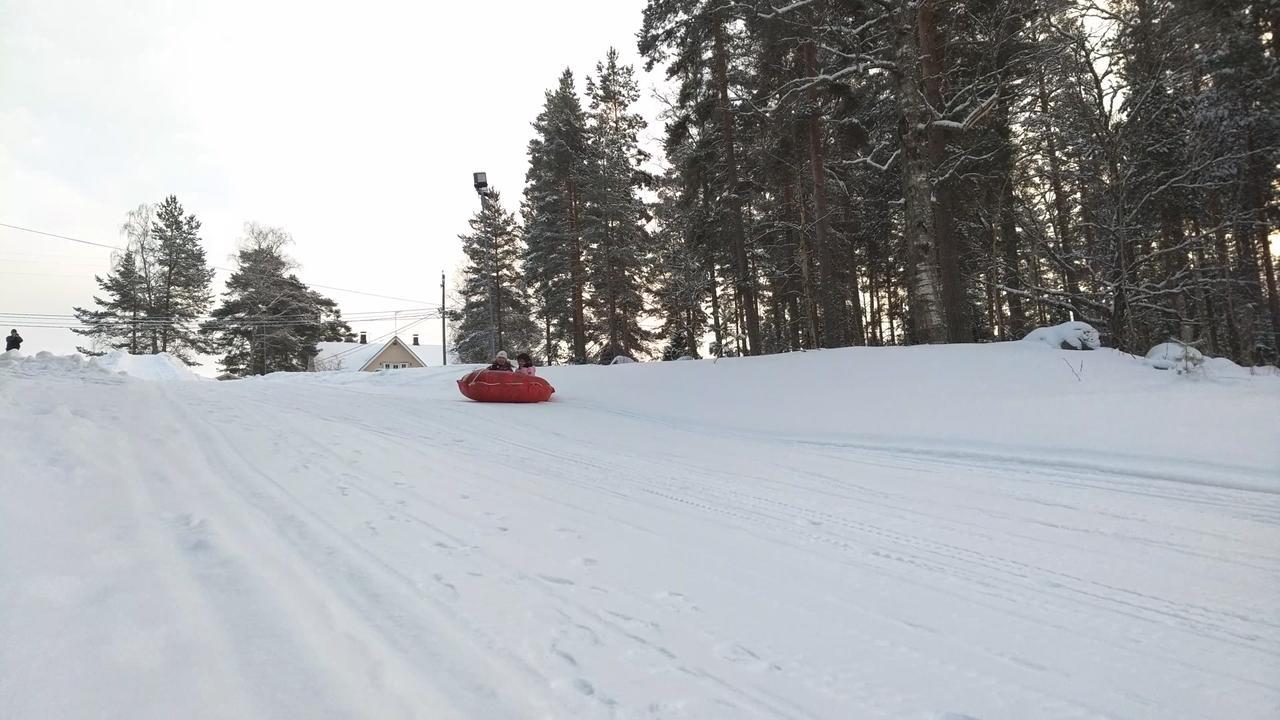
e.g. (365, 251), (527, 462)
(94, 350), (205, 382)
(1, 344), (1277, 719)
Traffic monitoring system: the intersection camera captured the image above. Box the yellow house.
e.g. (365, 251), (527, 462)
(313, 334), (444, 372)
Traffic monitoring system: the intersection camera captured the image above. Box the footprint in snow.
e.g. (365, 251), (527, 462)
(538, 575), (576, 586)
(655, 590), (701, 613)
(432, 574), (459, 599)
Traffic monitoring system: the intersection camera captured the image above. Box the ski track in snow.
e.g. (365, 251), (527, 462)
(2, 350), (1278, 719)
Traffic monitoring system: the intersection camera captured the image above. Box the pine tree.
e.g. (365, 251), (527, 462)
(641, 1), (764, 354)
(203, 224), (351, 376)
(72, 196), (214, 364)
(581, 49), (656, 363)
(652, 162), (708, 360)
(149, 195), (215, 364)
(71, 248), (149, 355)
(522, 68), (592, 363)
(451, 191), (541, 363)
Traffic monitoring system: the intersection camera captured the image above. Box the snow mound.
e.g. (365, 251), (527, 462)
(1021, 321), (1100, 350)
(676, 355), (696, 361)
(93, 351), (203, 382)
(609, 355), (637, 365)
(0, 350), (122, 381)
(1145, 342), (1205, 371)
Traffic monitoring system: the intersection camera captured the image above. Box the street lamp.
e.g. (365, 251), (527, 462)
(474, 170), (499, 358)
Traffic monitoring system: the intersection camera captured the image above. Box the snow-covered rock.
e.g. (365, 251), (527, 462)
(1021, 321), (1101, 350)
(1145, 342), (1205, 371)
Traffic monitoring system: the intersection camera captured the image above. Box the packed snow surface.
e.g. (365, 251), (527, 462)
(2, 344), (1278, 719)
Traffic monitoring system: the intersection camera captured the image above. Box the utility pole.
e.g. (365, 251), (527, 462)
(474, 171), (500, 358)
(440, 270), (447, 366)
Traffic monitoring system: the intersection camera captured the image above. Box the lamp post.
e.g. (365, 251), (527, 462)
(473, 171), (500, 358)
(440, 271), (447, 366)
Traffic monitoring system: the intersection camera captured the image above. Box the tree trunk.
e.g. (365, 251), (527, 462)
(842, 203), (866, 346)
(712, 17), (763, 354)
(566, 179), (588, 363)
(1038, 74), (1079, 300)
(792, 182), (822, 348)
(1159, 205), (1193, 342)
(894, 2), (946, 343)
(1190, 218), (1219, 355)
(545, 312), (553, 365)
(1208, 192), (1242, 360)
(708, 256), (724, 357)
(803, 40), (846, 348)
(1258, 223), (1280, 353)
(918, 0), (967, 342)
(999, 184), (1026, 339)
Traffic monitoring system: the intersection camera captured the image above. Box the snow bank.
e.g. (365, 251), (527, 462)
(1021, 321), (1101, 350)
(1145, 342), (1205, 371)
(92, 351), (203, 382)
(0, 350), (122, 382)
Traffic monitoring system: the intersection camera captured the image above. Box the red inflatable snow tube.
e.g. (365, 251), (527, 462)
(456, 369), (555, 403)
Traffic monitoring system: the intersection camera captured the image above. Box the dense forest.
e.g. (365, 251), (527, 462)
(452, 0), (1279, 365)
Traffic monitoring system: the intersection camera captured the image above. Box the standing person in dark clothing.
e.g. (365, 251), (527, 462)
(5, 329), (21, 352)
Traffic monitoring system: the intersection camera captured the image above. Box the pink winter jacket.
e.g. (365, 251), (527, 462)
(516, 365), (536, 376)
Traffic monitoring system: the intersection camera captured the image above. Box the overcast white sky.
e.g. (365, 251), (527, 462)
(1, 0), (665, 366)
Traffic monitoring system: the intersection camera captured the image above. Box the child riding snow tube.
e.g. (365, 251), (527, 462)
(457, 368), (555, 403)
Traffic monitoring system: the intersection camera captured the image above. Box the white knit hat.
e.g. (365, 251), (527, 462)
(496, 350), (508, 359)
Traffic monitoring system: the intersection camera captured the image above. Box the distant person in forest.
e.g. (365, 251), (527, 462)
(5, 329), (21, 352)
(487, 350), (513, 371)
(515, 352), (536, 376)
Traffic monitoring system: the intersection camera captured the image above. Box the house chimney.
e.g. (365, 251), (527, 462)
(412, 334), (419, 346)
(359, 332), (367, 344)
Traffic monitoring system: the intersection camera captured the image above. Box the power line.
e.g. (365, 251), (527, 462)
(0, 222), (123, 251)
(1, 221), (440, 306)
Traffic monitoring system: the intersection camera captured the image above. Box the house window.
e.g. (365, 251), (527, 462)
(381, 362), (410, 370)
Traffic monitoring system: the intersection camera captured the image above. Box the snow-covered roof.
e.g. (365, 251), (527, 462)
(313, 338), (448, 372)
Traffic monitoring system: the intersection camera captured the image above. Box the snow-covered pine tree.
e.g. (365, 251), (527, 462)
(522, 68), (591, 364)
(72, 197), (213, 363)
(652, 167), (707, 360)
(71, 247), (149, 355)
(149, 195), (215, 364)
(451, 191), (541, 363)
(581, 48), (655, 363)
(203, 224), (351, 376)
(641, 1), (764, 354)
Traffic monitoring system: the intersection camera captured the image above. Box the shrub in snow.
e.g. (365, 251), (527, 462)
(1021, 321), (1100, 350)
(609, 355), (637, 365)
(1146, 342), (1205, 371)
